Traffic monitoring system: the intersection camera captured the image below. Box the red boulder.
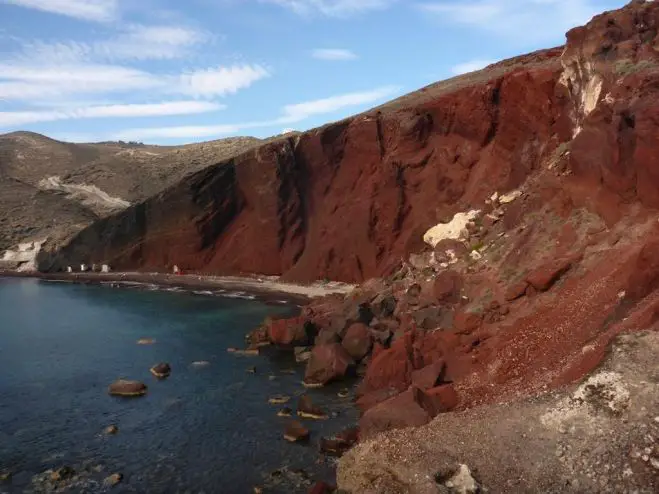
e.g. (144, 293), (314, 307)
(341, 323), (373, 361)
(267, 316), (314, 346)
(525, 257), (573, 292)
(411, 360), (446, 390)
(304, 343), (354, 386)
(359, 336), (413, 399)
(359, 389), (431, 438)
(504, 280), (529, 301)
(414, 384), (459, 416)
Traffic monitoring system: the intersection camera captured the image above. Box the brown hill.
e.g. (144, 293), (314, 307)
(0, 132), (261, 251)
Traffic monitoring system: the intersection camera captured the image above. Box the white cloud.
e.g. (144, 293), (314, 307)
(0, 63), (161, 101)
(177, 65), (270, 98)
(0, 101), (225, 127)
(450, 59), (494, 75)
(0, 62), (269, 102)
(312, 48), (358, 61)
(19, 24), (210, 64)
(1, 0), (118, 22)
(418, 0), (604, 44)
(105, 85), (401, 141)
(261, 0), (396, 17)
(278, 85), (399, 123)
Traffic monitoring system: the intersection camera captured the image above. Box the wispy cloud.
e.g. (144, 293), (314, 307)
(1, 0), (119, 22)
(278, 85), (399, 123)
(177, 65), (270, 98)
(19, 24), (211, 63)
(0, 101), (224, 127)
(105, 85), (402, 141)
(450, 59), (494, 75)
(0, 63), (160, 101)
(312, 48), (358, 61)
(260, 0), (396, 17)
(0, 62), (270, 103)
(418, 0), (603, 44)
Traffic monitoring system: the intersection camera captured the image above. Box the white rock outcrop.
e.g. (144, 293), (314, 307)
(423, 210), (481, 248)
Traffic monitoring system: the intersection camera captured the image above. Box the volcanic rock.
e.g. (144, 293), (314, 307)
(150, 362), (171, 379)
(341, 322), (373, 361)
(284, 421), (310, 443)
(108, 380), (147, 397)
(304, 343), (355, 387)
(297, 395), (328, 420)
(104, 473), (123, 488)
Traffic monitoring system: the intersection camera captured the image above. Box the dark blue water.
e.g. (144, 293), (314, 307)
(0, 278), (357, 493)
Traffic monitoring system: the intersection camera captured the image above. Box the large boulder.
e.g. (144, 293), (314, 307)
(359, 389), (431, 438)
(414, 384), (459, 416)
(341, 323), (373, 361)
(304, 343), (355, 387)
(358, 336), (413, 401)
(411, 360), (447, 390)
(267, 316), (316, 346)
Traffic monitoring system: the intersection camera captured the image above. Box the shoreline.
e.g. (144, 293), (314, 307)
(0, 270), (355, 304)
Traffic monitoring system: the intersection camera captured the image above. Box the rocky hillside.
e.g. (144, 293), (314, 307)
(0, 132), (261, 253)
(30, 1), (659, 492)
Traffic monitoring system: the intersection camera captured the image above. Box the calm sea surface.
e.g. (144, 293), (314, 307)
(0, 277), (357, 493)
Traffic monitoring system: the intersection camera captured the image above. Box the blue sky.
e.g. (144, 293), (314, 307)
(0, 0), (626, 144)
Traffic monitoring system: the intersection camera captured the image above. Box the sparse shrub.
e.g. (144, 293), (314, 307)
(614, 58), (657, 77)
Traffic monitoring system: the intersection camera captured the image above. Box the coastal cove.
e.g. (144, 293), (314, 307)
(0, 277), (358, 493)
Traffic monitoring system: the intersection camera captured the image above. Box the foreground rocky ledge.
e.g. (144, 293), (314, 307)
(337, 330), (659, 494)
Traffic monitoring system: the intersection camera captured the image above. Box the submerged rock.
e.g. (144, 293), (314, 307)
(108, 380), (147, 397)
(104, 424), (119, 435)
(284, 421), (310, 443)
(150, 362), (171, 379)
(103, 473), (123, 488)
(0, 471), (12, 482)
(51, 466), (75, 482)
(136, 338), (156, 345)
(297, 395), (328, 420)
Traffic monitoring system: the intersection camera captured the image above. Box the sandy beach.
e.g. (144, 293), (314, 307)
(0, 270), (355, 302)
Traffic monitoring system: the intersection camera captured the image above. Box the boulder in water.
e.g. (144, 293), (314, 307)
(104, 473), (123, 488)
(150, 363), (171, 379)
(104, 424), (118, 435)
(108, 380), (147, 397)
(277, 407), (293, 417)
(297, 395), (328, 420)
(284, 421), (310, 443)
(269, 395), (291, 405)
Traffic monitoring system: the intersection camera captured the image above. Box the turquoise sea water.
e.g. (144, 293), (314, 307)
(0, 278), (356, 493)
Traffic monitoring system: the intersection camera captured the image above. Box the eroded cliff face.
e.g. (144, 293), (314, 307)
(40, 49), (566, 282)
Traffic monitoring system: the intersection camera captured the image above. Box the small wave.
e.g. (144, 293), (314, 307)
(193, 290), (214, 296)
(221, 291), (257, 300)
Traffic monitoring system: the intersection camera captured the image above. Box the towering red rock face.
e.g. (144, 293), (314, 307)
(38, 52), (566, 282)
(40, 1), (659, 286)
